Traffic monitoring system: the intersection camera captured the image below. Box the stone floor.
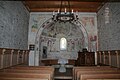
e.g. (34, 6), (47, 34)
(54, 68), (73, 80)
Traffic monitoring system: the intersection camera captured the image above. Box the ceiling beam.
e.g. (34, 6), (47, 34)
(25, 1), (101, 6)
(23, 1), (104, 12)
(25, 1), (101, 9)
(29, 8), (97, 12)
(24, 0), (106, 2)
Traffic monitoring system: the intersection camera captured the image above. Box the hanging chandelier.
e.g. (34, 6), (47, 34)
(52, 0), (79, 22)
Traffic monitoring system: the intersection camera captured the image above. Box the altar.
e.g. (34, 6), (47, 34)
(41, 59), (76, 66)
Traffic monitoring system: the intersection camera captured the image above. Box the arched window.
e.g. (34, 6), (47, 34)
(60, 37), (67, 50)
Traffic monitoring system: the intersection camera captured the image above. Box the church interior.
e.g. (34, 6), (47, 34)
(0, 0), (120, 80)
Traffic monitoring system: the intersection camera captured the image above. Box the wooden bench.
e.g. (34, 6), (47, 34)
(0, 73), (50, 80)
(0, 78), (48, 80)
(10, 66), (54, 77)
(76, 67), (119, 80)
(73, 66), (112, 80)
(0, 66), (54, 80)
(10, 66), (54, 73)
(80, 73), (120, 80)
(76, 70), (120, 80)
(11, 66), (54, 70)
(73, 66), (120, 80)
(1, 69), (54, 80)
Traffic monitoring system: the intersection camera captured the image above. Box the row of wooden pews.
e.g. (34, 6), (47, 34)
(73, 66), (120, 80)
(0, 65), (54, 80)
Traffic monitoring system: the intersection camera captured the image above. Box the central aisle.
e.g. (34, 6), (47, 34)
(54, 67), (73, 80)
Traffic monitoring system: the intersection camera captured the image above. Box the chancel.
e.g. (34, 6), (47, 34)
(0, 0), (120, 80)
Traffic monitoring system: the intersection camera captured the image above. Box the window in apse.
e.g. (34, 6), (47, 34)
(60, 37), (67, 50)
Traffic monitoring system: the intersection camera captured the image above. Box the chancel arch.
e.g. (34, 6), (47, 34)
(34, 17), (88, 66)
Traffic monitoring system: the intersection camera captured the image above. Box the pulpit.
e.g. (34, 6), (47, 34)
(76, 51), (95, 66)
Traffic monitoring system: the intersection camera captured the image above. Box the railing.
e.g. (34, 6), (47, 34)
(97, 50), (120, 68)
(0, 48), (29, 69)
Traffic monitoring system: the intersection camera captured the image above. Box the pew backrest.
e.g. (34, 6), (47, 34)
(0, 78), (48, 80)
(73, 66), (115, 80)
(80, 73), (120, 80)
(1, 69), (54, 80)
(76, 70), (120, 80)
(0, 73), (51, 80)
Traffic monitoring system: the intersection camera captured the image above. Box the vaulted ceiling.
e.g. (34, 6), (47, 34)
(23, 0), (106, 12)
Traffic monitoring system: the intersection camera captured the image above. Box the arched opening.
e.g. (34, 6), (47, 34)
(60, 37), (67, 50)
(34, 18), (88, 66)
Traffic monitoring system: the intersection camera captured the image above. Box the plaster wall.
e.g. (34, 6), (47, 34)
(97, 2), (120, 51)
(97, 2), (120, 67)
(28, 12), (97, 66)
(0, 1), (29, 49)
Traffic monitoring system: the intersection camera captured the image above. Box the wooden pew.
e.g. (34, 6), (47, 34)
(0, 66), (54, 80)
(10, 66), (54, 71)
(11, 65), (54, 69)
(10, 66), (54, 75)
(1, 69), (53, 80)
(80, 73), (120, 80)
(73, 66), (120, 80)
(0, 78), (48, 80)
(76, 70), (120, 80)
(1, 66), (54, 80)
(73, 66), (111, 80)
(76, 67), (119, 80)
(0, 73), (50, 80)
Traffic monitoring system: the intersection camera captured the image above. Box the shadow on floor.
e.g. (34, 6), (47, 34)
(54, 68), (73, 80)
